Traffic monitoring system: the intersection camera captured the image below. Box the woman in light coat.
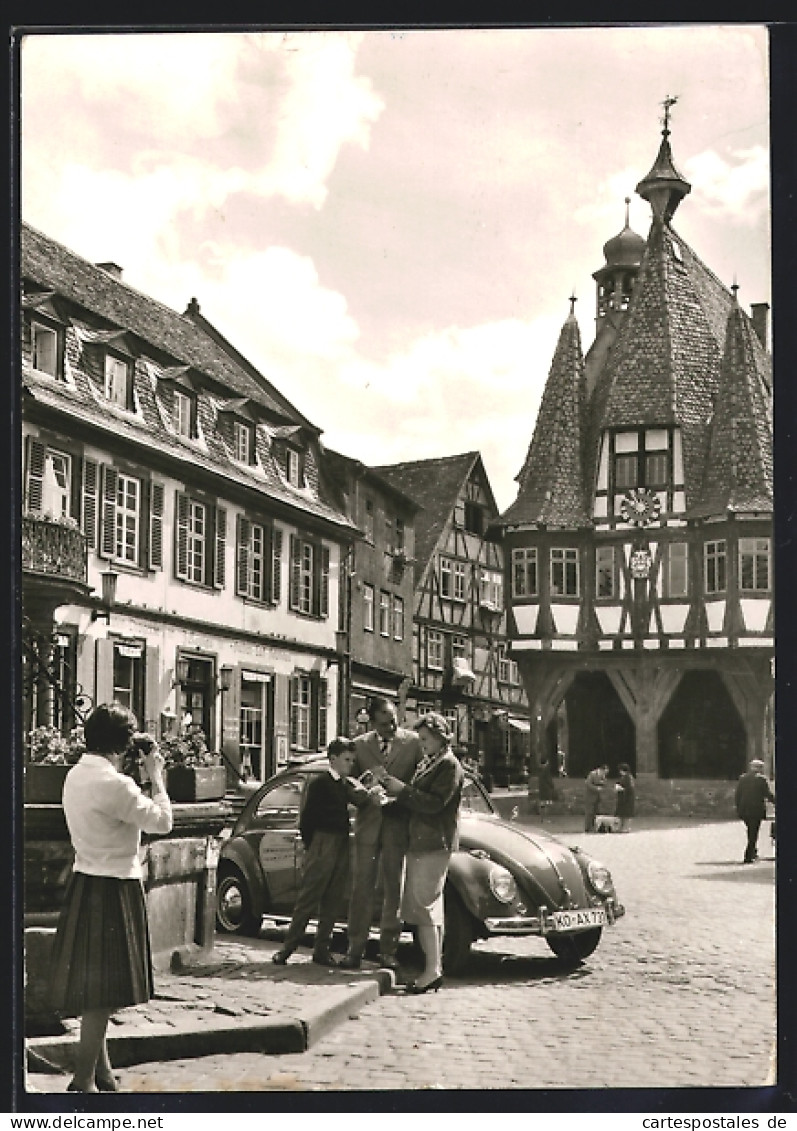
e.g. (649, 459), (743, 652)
(382, 712), (464, 993)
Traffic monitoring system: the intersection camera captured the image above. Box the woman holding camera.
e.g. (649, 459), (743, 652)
(49, 703), (172, 1093)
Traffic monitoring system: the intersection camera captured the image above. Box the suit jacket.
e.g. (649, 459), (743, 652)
(735, 771), (775, 821)
(351, 727), (422, 845)
(397, 751), (465, 854)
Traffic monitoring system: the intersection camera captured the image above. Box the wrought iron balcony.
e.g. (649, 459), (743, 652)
(22, 514), (88, 584)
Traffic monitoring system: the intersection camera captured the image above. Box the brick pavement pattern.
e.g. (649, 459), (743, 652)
(31, 821), (776, 1094)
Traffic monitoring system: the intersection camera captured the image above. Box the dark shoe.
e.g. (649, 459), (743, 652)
(312, 950), (337, 966)
(272, 946), (294, 964)
(376, 953), (401, 970)
(67, 1081), (97, 1093)
(338, 953), (362, 970)
(95, 1072), (120, 1093)
(407, 975), (443, 994)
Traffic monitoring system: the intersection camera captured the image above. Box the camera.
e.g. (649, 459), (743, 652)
(131, 732), (156, 756)
(123, 732), (155, 787)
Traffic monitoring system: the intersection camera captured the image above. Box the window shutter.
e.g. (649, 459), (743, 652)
(316, 676), (328, 750)
(271, 526), (283, 605)
(175, 492), (190, 580)
(143, 643), (161, 732)
(236, 515), (251, 597)
(214, 505), (227, 589)
(25, 437), (46, 512)
(95, 638), (115, 707)
(289, 535), (301, 610)
(319, 544), (330, 618)
(100, 465), (118, 559)
(81, 458), (99, 548)
(149, 482), (164, 570)
(288, 675), (298, 746)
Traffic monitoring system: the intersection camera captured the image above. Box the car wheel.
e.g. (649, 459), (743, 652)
(546, 926), (602, 965)
(442, 889), (475, 976)
(216, 867), (259, 935)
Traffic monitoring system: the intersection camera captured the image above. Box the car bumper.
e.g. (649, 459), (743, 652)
(484, 898), (625, 935)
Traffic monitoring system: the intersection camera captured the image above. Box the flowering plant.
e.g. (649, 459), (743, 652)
(22, 510), (81, 530)
(159, 726), (219, 768)
(27, 724), (85, 765)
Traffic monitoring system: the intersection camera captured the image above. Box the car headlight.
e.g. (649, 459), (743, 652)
(488, 864), (518, 904)
(587, 859), (613, 895)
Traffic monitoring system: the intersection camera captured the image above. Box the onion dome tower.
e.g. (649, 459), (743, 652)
(592, 197), (647, 327)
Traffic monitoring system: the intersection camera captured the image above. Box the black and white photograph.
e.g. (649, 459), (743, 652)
(15, 22), (784, 1110)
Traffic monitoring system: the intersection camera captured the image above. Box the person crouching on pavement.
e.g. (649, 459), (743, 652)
(734, 758), (775, 864)
(381, 712), (465, 994)
(272, 738), (377, 966)
(339, 697), (422, 971)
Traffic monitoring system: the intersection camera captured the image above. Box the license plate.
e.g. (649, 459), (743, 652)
(549, 908), (607, 932)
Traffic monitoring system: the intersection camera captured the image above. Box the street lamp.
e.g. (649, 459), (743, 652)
(91, 566), (118, 622)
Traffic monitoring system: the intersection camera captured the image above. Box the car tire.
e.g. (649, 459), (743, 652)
(442, 889), (475, 976)
(216, 867), (259, 935)
(546, 926), (602, 965)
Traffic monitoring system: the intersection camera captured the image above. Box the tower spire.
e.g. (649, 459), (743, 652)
(636, 97), (691, 224)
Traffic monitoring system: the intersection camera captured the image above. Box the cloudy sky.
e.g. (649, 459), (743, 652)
(20, 25), (770, 512)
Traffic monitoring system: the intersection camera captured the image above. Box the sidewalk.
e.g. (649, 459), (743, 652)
(26, 932), (395, 1094)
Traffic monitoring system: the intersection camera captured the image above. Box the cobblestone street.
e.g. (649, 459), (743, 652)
(119, 819), (776, 1095)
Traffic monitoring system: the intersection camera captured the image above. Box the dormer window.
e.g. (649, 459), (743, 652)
(172, 389), (196, 439)
(104, 352), (133, 410)
(612, 428), (672, 515)
(31, 318), (62, 378)
(234, 420), (254, 464)
(285, 446), (303, 487)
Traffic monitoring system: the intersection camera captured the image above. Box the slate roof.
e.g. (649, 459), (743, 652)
(20, 222), (355, 532)
(691, 298), (773, 517)
(500, 309), (591, 529)
(21, 222), (302, 423)
(372, 452), (487, 580)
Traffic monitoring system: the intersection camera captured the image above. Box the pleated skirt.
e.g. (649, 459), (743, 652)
(49, 872), (154, 1017)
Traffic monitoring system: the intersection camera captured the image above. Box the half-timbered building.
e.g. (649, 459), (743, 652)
(375, 453), (531, 786)
(498, 118), (773, 784)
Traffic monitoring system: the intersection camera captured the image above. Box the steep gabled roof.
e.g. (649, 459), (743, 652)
(21, 222), (304, 425)
(500, 308), (590, 529)
(690, 298), (773, 517)
(373, 452), (486, 578)
(585, 220), (738, 508)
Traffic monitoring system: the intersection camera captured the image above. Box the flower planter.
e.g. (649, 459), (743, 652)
(24, 763), (74, 805)
(166, 764), (227, 803)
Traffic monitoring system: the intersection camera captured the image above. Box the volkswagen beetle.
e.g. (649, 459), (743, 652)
(216, 759), (625, 973)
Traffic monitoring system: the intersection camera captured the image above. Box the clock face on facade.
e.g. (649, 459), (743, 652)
(619, 487), (661, 526)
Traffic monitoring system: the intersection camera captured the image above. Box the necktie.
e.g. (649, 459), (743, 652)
(380, 737), (391, 763)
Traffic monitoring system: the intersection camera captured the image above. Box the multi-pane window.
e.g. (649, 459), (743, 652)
(233, 421), (252, 463)
(512, 547), (538, 598)
(497, 645), (518, 685)
(379, 591), (391, 636)
(395, 517), (405, 553)
(443, 708), (459, 742)
(427, 629), (444, 671)
(551, 547), (580, 597)
(453, 562), (466, 601)
(289, 536), (329, 618)
(595, 546), (615, 599)
(363, 583), (375, 632)
(114, 473), (141, 564)
(172, 390), (194, 438)
(364, 499), (375, 542)
(739, 537), (771, 592)
(464, 501), (484, 535)
(112, 640), (144, 722)
(236, 518), (283, 604)
(285, 448), (302, 487)
(612, 429), (671, 497)
(440, 556), (453, 597)
(175, 493), (226, 588)
(31, 320), (60, 378)
(104, 353), (132, 409)
(452, 635), (467, 662)
(666, 542), (689, 597)
(41, 449), (71, 518)
(704, 540), (727, 595)
(614, 454), (638, 489)
(479, 569), (503, 609)
(393, 595), (404, 641)
(289, 673), (327, 752)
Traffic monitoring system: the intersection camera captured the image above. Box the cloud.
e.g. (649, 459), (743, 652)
(684, 146), (769, 222)
(572, 166), (647, 233)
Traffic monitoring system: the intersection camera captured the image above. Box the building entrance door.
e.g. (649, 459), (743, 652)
(239, 670), (273, 782)
(177, 655), (214, 741)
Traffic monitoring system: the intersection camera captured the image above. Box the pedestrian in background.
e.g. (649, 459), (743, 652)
(272, 737), (376, 966)
(340, 697), (422, 970)
(616, 762), (636, 832)
(382, 712), (465, 993)
(49, 703), (172, 1094)
(734, 758), (775, 864)
(584, 763), (609, 832)
(538, 755), (557, 814)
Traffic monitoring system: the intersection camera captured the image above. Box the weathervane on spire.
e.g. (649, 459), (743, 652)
(661, 94), (678, 136)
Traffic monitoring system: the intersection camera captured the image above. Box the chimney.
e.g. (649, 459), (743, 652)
(96, 261), (123, 280)
(750, 303), (770, 351)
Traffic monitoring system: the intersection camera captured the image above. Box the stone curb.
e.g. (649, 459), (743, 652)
(26, 969), (394, 1073)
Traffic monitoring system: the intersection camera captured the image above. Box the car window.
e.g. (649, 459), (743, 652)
(253, 777), (304, 828)
(460, 777), (494, 816)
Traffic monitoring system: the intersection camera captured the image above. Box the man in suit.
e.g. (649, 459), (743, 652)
(584, 764), (609, 832)
(735, 758), (775, 864)
(339, 697), (422, 970)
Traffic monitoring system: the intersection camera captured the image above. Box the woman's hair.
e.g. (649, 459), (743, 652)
(416, 711), (452, 744)
(84, 702), (138, 754)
